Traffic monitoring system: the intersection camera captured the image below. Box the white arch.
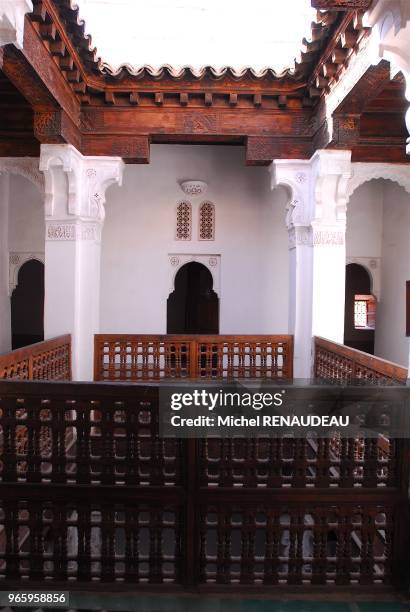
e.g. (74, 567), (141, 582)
(168, 254), (220, 297)
(347, 163), (410, 199)
(9, 252), (45, 296)
(0, 158), (44, 193)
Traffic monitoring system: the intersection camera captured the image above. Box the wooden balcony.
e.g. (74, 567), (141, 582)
(0, 335), (408, 591)
(94, 334), (294, 381)
(314, 336), (407, 385)
(0, 378), (409, 590)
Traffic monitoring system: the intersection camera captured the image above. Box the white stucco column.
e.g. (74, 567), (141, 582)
(0, 0), (32, 49)
(271, 150), (352, 379)
(39, 144), (124, 381)
(0, 173), (11, 353)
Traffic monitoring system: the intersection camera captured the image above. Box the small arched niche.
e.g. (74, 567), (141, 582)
(344, 263), (376, 355)
(167, 261), (219, 334)
(11, 259), (44, 350)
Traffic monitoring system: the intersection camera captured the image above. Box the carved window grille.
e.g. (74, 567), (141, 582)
(354, 294), (376, 330)
(199, 201), (215, 240)
(354, 299), (367, 328)
(176, 201), (192, 240)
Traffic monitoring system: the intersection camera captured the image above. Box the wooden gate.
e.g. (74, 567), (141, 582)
(0, 380), (409, 591)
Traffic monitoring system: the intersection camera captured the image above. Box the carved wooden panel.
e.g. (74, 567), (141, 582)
(199, 502), (392, 585)
(0, 380), (407, 588)
(0, 387), (182, 486)
(311, 0), (372, 9)
(314, 336), (407, 384)
(199, 435), (397, 489)
(94, 335), (294, 381)
(0, 335), (71, 381)
(0, 497), (182, 584)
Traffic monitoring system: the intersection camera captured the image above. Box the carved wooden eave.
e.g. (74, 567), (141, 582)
(311, 0), (373, 10)
(0, 0), (408, 164)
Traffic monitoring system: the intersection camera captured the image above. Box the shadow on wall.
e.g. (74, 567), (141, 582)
(11, 259), (44, 350)
(167, 261), (219, 334)
(344, 263), (375, 355)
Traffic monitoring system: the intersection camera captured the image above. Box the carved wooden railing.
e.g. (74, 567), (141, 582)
(94, 334), (293, 381)
(0, 379), (408, 589)
(314, 336), (407, 384)
(0, 335), (72, 381)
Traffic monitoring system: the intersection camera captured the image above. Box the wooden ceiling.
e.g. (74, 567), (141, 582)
(0, 0), (408, 164)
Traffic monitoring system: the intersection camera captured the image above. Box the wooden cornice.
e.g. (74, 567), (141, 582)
(0, 0), (407, 165)
(311, 0), (372, 9)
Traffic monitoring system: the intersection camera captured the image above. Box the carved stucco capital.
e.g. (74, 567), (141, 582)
(271, 150), (351, 244)
(39, 144), (124, 223)
(270, 160), (312, 229)
(0, 0), (32, 49)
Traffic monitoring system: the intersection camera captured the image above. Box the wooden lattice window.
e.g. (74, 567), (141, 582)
(176, 201), (192, 240)
(199, 201), (215, 240)
(354, 294), (376, 329)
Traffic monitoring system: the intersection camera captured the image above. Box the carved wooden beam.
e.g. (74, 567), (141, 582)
(82, 135), (150, 163)
(335, 59), (392, 114)
(246, 137), (311, 165)
(33, 109), (81, 149)
(311, 0), (372, 9)
(21, 17), (79, 123)
(79, 107), (313, 141)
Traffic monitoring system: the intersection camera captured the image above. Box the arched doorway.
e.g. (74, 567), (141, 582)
(167, 261), (219, 334)
(11, 259), (44, 350)
(344, 263), (376, 354)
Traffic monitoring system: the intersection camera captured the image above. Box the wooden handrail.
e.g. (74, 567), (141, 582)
(0, 334), (72, 381)
(314, 336), (407, 384)
(94, 334), (294, 381)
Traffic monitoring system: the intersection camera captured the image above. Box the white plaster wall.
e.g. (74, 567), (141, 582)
(0, 174), (44, 353)
(374, 181), (410, 366)
(346, 179), (410, 367)
(100, 144), (289, 334)
(8, 174), (44, 252)
(346, 180), (383, 263)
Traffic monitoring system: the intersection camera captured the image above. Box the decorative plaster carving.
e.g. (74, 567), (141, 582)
(270, 159), (311, 229)
(46, 222), (102, 243)
(39, 144), (124, 221)
(179, 180), (207, 196)
(9, 251), (44, 296)
(313, 229), (345, 246)
(288, 227), (346, 249)
(176, 201), (192, 240)
(199, 201), (215, 241)
(347, 162), (410, 197)
(0, 157), (44, 192)
(0, 0), (33, 49)
(272, 150), (352, 231)
(288, 226), (312, 249)
(168, 254), (221, 296)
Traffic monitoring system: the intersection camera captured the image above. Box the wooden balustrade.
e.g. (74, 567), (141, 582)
(94, 334), (293, 381)
(314, 336), (408, 384)
(0, 379), (409, 589)
(0, 335), (71, 381)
